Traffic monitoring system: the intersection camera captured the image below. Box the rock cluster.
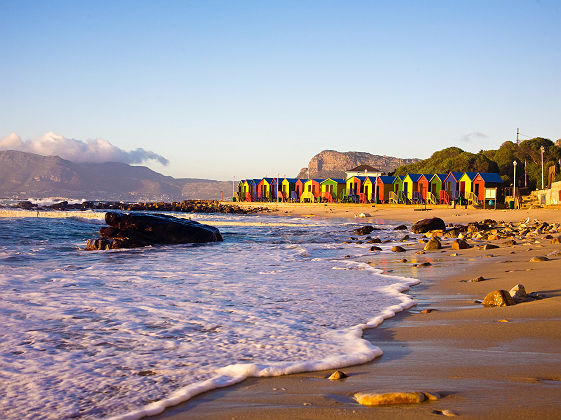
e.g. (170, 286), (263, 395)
(482, 283), (544, 307)
(85, 212), (223, 250)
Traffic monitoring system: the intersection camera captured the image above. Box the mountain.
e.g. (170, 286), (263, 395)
(296, 150), (420, 179)
(0, 150), (232, 201)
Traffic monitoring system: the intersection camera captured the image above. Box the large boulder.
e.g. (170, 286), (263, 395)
(411, 218), (446, 234)
(86, 212), (223, 250)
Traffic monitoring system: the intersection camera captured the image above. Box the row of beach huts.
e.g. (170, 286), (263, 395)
(235, 166), (505, 205)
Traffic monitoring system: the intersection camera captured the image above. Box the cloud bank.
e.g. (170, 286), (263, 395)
(0, 132), (169, 165)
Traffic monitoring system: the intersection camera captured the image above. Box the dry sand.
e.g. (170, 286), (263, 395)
(154, 203), (561, 420)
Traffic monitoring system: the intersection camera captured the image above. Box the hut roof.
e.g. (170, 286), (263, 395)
(378, 176), (395, 184)
(322, 178), (346, 184)
(283, 178), (299, 183)
(463, 172), (478, 181)
(478, 173), (503, 183)
(348, 164), (381, 172)
(449, 172), (464, 181)
(431, 174), (447, 182)
(407, 174), (423, 182)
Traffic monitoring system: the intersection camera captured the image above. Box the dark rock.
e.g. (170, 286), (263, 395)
(354, 225), (375, 235)
(393, 224), (408, 231)
(370, 246), (382, 251)
(17, 200), (36, 210)
(367, 238), (382, 244)
(470, 276), (485, 282)
(482, 243), (499, 250)
(411, 218), (445, 234)
(86, 212), (223, 250)
(391, 245), (406, 252)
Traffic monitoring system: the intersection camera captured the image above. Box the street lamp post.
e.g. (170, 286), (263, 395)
(540, 146), (545, 190)
(513, 160), (517, 209)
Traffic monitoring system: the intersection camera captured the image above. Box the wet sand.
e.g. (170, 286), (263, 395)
(154, 203), (561, 419)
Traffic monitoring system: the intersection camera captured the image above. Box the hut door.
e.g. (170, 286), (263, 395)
(474, 183), (480, 198)
(459, 181), (465, 196)
(432, 183), (436, 195)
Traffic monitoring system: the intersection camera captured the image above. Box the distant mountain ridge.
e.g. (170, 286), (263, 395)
(0, 150), (231, 201)
(297, 150), (420, 179)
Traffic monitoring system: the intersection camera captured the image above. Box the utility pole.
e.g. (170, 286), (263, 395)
(232, 176), (235, 201)
(540, 146), (545, 190)
(524, 160), (527, 189)
(516, 128), (519, 146)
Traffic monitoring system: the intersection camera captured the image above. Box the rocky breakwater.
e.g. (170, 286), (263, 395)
(13, 200), (267, 214)
(85, 212), (223, 250)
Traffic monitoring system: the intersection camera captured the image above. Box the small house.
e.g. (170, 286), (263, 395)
(472, 173), (504, 202)
(300, 179), (322, 202)
(295, 179), (306, 200)
(458, 172), (478, 199)
(376, 176), (395, 203)
(282, 178), (299, 201)
(429, 174), (447, 203)
(443, 172), (463, 202)
(403, 174), (422, 202)
(320, 178), (346, 202)
(346, 176), (367, 202)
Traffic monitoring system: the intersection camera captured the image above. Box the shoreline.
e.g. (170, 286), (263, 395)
(3, 205), (561, 418)
(152, 204), (561, 419)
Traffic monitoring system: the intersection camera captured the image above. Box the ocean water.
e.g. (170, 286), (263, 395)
(0, 212), (418, 419)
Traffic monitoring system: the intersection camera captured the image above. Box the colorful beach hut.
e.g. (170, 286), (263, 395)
(417, 174), (433, 202)
(257, 178), (274, 201)
(320, 178), (346, 202)
(300, 179), (322, 202)
(362, 177), (377, 203)
(443, 172), (463, 203)
(472, 173), (504, 202)
(237, 180), (251, 201)
(295, 179), (306, 200)
(376, 176), (395, 203)
(403, 174), (422, 202)
(429, 174), (447, 203)
(458, 172), (478, 200)
(346, 176), (366, 202)
(392, 176), (406, 203)
(250, 179), (260, 201)
(282, 178), (298, 201)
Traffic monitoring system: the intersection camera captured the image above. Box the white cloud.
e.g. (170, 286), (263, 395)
(0, 132), (168, 165)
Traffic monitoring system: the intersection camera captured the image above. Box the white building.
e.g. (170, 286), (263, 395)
(345, 164), (382, 180)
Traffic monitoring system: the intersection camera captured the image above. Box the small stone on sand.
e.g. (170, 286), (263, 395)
(328, 370), (348, 380)
(530, 256), (549, 262)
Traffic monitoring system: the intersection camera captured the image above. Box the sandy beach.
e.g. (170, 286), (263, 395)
(152, 203), (561, 419)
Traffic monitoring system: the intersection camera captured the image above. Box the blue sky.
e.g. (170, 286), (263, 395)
(1, 0), (560, 180)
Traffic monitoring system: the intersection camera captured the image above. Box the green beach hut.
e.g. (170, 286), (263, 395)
(429, 174), (447, 204)
(320, 178), (346, 202)
(391, 175), (406, 203)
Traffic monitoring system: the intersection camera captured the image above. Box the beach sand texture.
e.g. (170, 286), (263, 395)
(154, 204), (561, 419)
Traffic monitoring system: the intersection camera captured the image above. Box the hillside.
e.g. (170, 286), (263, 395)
(296, 150), (419, 179)
(394, 138), (561, 190)
(0, 150), (231, 201)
